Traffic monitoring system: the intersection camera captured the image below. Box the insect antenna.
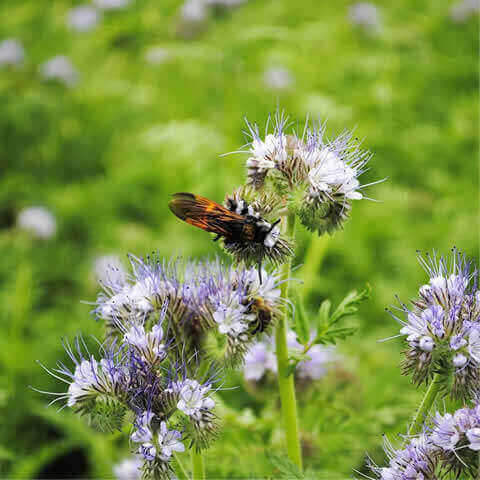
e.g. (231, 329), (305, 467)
(258, 260), (263, 284)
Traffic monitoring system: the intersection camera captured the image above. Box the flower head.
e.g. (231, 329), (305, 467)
(93, 0), (130, 10)
(367, 434), (438, 480)
(17, 206), (56, 239)
(0, 38), (24, 67)
(113, 456), (142, 480)
(67, 5), (101, 32)
(244, 329), (336, 383)
(39, 56), (79, 87)
(94, 254), (283, 366)
(390, 249), (479, 401)
(348, 3), (382, 34)
(93, 255), (127, 287)
(237, 112), (377, 236)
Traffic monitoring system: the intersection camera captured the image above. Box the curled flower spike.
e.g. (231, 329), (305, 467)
(38, 337), (128, 411)
(130, 411), (184, 479)
(164, 374), (220, 450)
(94, 254), (283, 367)
(235, 111), (380, 236)
(366, 434), (439, 480)
(366, 401), (480, 479)
(388, 249), (480, 401)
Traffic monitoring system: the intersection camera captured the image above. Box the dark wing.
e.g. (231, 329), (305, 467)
(169, 193), (246, 239)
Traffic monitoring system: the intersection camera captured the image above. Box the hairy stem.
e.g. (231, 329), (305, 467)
(191, 449), (205, 480)
(275, 211), (303, 472)
(407, 373), (442, 436)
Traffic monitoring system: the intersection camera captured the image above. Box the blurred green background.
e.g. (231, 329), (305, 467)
(0, 0), (478, 478)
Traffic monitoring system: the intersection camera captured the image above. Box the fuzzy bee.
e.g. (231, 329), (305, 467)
(168, 193), (291, 280)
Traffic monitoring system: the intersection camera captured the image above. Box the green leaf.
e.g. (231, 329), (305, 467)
(266, 451), (303, 479)
(329, 285), (371, 326)
(292, 292), (310, 345)
(315, 327), (358, 345)
(317, 299), (331, 328)
(285, 351), (311, 377)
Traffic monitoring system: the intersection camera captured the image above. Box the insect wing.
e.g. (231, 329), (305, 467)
(169, 193), (246, 238)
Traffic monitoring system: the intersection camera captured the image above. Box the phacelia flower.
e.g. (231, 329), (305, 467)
(450, 0), (479, 23)
(366, 433), (440, 480)
(175, 379), (215, 417)
(0, 38), (24, 67)
(67, 5), (101, 32)
(94, 254), (283, 366)
(237, 111), (377, 236)
(244, 329), (336, 383)
(348, 3), (382, 34)
(39, 56), (79, 87)
(113, 456), (142, 480)
(389, 249), (480, 401)
(17, 206), (56, 239)
(93, 254), (127, 287)
(367, 401), (480, 479)
(124, 323), (167, 366)
(130, 411), (184, 478)
(243, 342), (277, 381)
(38, 338), (128, 422)
(93, 0), (130, 10)
(429, 404), (480, 476)
(263, 66), (294, 91)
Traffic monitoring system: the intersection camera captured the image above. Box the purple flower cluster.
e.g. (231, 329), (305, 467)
(368, 402), (480, 479)
(95, 255), (283, 365)
(42, 306), (218, 478)
(390, 250), (479, 400)
(244, 329), (336, 383)
(237, 111), (378, 235)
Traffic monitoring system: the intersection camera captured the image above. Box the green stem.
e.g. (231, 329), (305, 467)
(191, 449), (205, 480)
(174, 452), (190, 480)
(275, 211), (303, 472)
(407, 373), (442, 436)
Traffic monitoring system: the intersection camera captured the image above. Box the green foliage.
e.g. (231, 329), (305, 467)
(288, 286), (369, 375)
(266, 452), (303, 479)
(313, 285), (370, 345)
(0, 0), (477, 478)
(84, 396), (127, 434)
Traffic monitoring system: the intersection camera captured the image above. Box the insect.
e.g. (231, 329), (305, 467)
(168, 193), (282, 282)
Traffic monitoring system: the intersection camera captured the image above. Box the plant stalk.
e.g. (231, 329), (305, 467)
(275, 211), (303, 472)
(191, 449), (205, 480)
(174, 452), (190, 480)
(407, 373), (442, 436)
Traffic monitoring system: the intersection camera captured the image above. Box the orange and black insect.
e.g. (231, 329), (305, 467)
(169, 193), (281, 246)
(168, 193), (282, 281)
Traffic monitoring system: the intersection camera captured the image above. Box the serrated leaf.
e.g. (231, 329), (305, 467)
(316, 327), (358, 345)
(266, 451), (303, 479)
(317, 299), (331, 328)
(329, 285), (370, 326)
(292, 292), (310, 345)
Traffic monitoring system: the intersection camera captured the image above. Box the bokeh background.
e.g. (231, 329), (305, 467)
(0, 0), (478, 478)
